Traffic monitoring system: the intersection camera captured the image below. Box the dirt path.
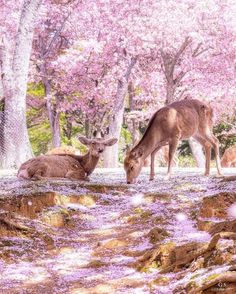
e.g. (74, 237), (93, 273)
(0, 168), (235, 293)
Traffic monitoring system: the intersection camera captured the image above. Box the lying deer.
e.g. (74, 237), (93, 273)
(124, 99), (222, 184)
(17, 136), (117, 180)
(221, 145), (236, 167)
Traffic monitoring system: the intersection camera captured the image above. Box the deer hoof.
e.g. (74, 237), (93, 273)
(216, 173), (223, 178)
(149, 176), (154, 181)
(164, 174), (171, 180)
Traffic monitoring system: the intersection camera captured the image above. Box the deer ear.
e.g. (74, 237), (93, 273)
(104, 138), (118, 146)
(78, 136), (92, 146)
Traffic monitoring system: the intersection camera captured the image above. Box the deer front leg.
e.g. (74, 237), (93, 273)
(166, 138), (179, 180)
(150, 146), (162, 181)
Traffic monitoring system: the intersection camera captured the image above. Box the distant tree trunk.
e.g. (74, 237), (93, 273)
(161, 37), (191, 105)
(103, 57), (137, 167)
(128, 81), (135, 110)
(161, 37), (206, 166)
(62, 112), (73, 145)
(188, 137), (205, 168)
(103, 79), (126, 168)
(0, 0), (42, 168)
(127, 81), (140, 146)
(85, 118), (92, 138)
(46, 92), (61, 148)
(40, 61), (61, 148)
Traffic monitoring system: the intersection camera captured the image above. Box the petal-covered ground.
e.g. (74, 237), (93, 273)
(0, 167), (235, 293)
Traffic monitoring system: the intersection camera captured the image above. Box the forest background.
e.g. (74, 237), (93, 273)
(0, 0), (236, 169)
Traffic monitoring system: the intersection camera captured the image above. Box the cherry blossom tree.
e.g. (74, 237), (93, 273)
(0, 0), (42, 168)
(1, 0), (236, 169)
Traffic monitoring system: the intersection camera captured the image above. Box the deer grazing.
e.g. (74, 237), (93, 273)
(124, 99), (222, 184)
(221, 145), (236, 167)
(17, 136), (117, 180)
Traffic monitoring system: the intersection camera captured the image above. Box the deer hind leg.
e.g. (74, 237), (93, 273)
(166, 137), (180, 179)
(65, 170), (88, 181)
(201, 133), (222, 176)
(193, 135), (211, 176)
(149, 146), (162, 181)
(28, 163), (47, 180)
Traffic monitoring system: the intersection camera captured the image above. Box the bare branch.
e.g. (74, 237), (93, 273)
(160, 49), (173, 82)
(177, 88), (188, 100)
(192, 42), (213, 58)
(124, 56), (138, 81)
(172, 36), (192, 71)
(174, 70), (188, 86)
(43, 13), (71, 58)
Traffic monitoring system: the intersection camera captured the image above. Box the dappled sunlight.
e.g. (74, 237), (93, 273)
(0, 262), (50, 285)
(228, 202), (236, 218)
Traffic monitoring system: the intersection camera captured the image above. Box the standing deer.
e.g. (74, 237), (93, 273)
(17, 136), (117, 180)
(124, 99), (222, 184)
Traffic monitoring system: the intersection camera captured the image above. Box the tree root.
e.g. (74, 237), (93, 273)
(136, 232), (235, 273)
(220, 175), (236, 182)
(0, 217), (32, 233)
(188, 270), (236, 294)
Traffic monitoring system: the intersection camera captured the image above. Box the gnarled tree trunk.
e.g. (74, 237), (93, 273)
(0, 0), (42, 168)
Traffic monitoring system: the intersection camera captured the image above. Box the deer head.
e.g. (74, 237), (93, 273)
(78, 136), (118, 157)
(124, 148), (144, 184)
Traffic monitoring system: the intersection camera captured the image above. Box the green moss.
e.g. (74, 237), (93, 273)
(205, 273), (220, 281)
(140, 210), (153, 219)
(178, 155), (196, 167)
(27, 82), (45, 97)
(134, 207), (144, 214)
(28, 118), (52, 155)
(190, 273), (200, 280)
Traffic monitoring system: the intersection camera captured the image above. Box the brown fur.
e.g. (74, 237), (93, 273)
(17, 137), (117, 180)
(221, 145), (236, 167)
(124, 99), (222, 183)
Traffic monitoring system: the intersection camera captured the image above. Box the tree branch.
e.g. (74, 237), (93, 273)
(192, 42), (212, 58)
(172, 36), (192, 72)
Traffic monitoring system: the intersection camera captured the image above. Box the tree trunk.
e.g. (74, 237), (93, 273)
(165, 82), (176, 105)
(128, 81), (135, 110)
(0, 0), (42, 168)
(103, 57), (137, 168)
(85, 118), (92, 138)
(52, 110), (61, 147)
(41, 63), (61, 148)
(103, 80), (126, 168)
(45, 91), (61, 148)
(188, 137), (205, 168)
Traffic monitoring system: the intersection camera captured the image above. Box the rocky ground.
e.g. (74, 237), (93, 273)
(0, 167), (235, 294)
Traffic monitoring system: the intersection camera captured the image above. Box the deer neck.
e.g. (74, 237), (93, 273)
(80, 152), (100, 175)
(134, 129), (163, 159)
